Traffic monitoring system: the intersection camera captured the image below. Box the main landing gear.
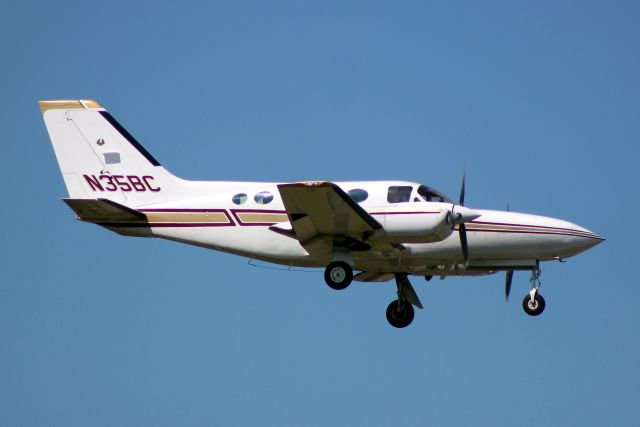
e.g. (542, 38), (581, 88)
(522, 266), (546, 316)
(386, 274), (422, 328)
(386, 299), (414, 328)
(323, 263), (422, 328)
(324, 261), (353, 290)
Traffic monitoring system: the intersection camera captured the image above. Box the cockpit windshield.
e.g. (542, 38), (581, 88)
(416, 185), (453, 203)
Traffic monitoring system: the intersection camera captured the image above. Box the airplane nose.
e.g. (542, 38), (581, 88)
(559, 222), (605, 256)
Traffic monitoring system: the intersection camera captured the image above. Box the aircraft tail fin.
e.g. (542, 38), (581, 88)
(40, 100), (191, 207)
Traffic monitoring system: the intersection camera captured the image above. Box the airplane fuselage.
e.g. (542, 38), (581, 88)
(97, 180), (602, 276)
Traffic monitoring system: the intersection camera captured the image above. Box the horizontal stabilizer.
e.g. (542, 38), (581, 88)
(64, 198), (146, 222)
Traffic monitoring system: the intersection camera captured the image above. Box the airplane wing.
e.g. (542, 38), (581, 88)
(276, 181), (382, 254)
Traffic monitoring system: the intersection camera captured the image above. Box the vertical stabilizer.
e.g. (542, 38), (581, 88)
(40, 100), (190, 207)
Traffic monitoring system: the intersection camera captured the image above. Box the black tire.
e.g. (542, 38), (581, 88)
(386, 300), (415, 328)
(522, 293), (546, 316)
(424, 275), (433, 282)
(324, 261), (353, 290)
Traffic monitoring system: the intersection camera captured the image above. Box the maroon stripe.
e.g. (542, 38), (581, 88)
(230, 210), (242, 225)
(370, 211), (440, 215)
(462, 228), (604, 240)
(98, 222), (236, 228)
(137, 208), (236, 226)
(139, 208), (228, 213)
(471, 220), (592, 234)
(231, 209), (287, 214)
(229, 210), (282, 226)
(149, 223), (234, 228)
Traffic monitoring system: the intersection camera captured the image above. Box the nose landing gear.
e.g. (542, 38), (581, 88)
(523, 289), (546, 316)
(522, 265), (546, 316)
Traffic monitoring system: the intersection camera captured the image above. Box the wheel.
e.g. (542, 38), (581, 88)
(324, 261), (353, 290)
(522, 292), (546, 316)
(386, 300), (415, 328)
(424, 275), (433, 282)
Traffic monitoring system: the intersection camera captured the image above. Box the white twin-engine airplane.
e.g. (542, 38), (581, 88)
(40, 100), (604, 328)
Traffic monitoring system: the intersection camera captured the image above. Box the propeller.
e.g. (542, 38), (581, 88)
(459, 223), (469, 265)
(451, 173), (478, 267)
(505, 270), (513, 301)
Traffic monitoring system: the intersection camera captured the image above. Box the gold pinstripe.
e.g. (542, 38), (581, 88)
(39, 99), (103, 114)
(236, 212), (288, 224)
(145, 212), (232, 224)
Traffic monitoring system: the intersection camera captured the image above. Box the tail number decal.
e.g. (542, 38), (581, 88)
(83, 174), (161, 192)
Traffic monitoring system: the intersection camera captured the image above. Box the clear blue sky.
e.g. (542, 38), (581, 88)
(1, 1), (637, 425)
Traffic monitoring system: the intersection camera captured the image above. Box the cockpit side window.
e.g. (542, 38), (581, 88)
(387, 186), (413, 203)
(417, 185), (453, 203)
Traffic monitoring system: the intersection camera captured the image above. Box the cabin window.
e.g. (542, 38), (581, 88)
(232, 193), (247, 205)
(347, 188), (369, 203)
(254, 191), (274, 205)
(387, 186), (413, 203)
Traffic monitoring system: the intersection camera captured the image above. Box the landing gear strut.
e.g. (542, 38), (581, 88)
(324, 261), (353, 290)
(522, 265), (546, 316)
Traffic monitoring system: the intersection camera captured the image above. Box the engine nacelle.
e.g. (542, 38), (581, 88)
(371, 210), (454, 244)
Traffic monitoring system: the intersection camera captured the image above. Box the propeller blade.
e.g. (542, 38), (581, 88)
(459, 223), (469, 267)
(459, 172), (466, 206)
(505, 270), (513, 301)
